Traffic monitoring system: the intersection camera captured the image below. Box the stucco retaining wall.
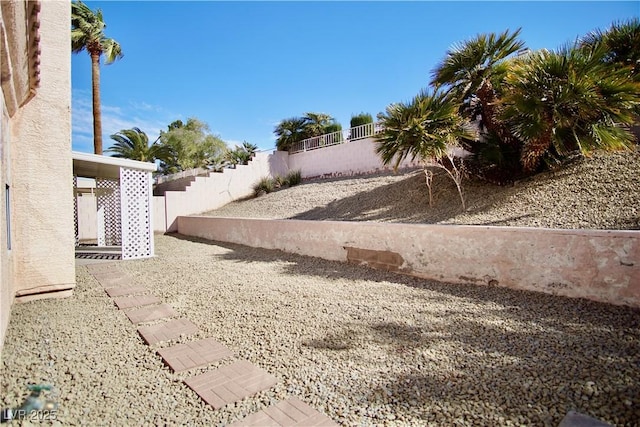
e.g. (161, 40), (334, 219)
(177, 216), (640, 308)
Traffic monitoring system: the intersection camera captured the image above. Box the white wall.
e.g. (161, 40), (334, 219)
(288, 137), (421, 178)
(159, 151), (289, 231)
(77, 194), (97, 241)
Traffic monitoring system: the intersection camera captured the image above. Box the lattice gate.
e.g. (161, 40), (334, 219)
(120, 167), (153, 260)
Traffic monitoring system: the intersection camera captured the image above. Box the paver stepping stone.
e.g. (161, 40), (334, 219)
(86, 263), (120, 274)
(158, 337), (233, 372)
(125, 303), (177, 324)
(138, 318), (199, 345)
(95, 275), (131, 288)
(184, 360), (277, 409)
(229, 398), (338, 427)
(113, 295), (161, 309)
(105, 285), (148, 297)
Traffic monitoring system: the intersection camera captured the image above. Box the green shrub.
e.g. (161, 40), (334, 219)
(273, 175), (288, 188)
(350, 112), (373, 128)
(286, 169), (302, 186)
(253, 177), (275, 196)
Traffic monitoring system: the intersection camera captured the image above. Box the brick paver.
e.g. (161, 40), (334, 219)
(105, 285), (148, 297)
(95, 275), (132, 288)
(229, 398), (338, 427)
(113, 295), (161, 309)
(124, 303), (177, 324)
(184, 360), (277, 409)
(138, 318), (199, 345)
(158, 337), (233, 372)
(86, 263), (120, 274)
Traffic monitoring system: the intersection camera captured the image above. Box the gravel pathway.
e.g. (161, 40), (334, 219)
(204, 149), (640, 230)
(2, 234), (639, 426)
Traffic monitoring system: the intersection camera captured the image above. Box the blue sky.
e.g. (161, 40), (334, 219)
(72, 1), (639, 153)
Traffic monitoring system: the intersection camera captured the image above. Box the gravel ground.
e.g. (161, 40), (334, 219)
(2, 234), (639, 426)
(204, 149), (640, 230)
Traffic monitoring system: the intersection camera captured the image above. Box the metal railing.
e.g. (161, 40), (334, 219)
(289, 122), (383, 154)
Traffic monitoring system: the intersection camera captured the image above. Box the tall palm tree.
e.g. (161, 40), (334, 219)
(107, 128), (172, 163)
(71, 1), (123, 155)
(375, 90), (475, 208)
(274, 117), (308, 151)
(302, 112), (336, 137)
(502, 43), (640, 173)
(431, 29), (525, 146)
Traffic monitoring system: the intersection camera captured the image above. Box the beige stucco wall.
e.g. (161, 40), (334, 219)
(287, 137), (422, 179)
(8, 0), (74, 302)
(177, 216), (640, 308)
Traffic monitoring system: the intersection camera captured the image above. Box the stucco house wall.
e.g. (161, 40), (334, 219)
(0, 0), (74, 351)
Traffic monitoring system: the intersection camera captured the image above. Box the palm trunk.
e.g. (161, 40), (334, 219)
(477, 80), (518, 148)
(91, 53), (103, 155)
(521, 118), (553, 173)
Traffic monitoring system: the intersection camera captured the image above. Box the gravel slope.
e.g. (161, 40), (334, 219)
(205, 149), (640, 230)
(1, 234), (639, 426)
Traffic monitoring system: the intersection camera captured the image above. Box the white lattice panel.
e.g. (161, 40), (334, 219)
(120, 167), (153, 260)
(73, 175), (78, 246)
(96, 177), (121, 246)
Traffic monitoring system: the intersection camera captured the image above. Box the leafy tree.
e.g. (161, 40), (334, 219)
(157, 118), (227, 174)
(502, 43), (640, 172)
(71, 0), (123, 155)
(106, 127), (172, 163)
(375, 90), (475, 209)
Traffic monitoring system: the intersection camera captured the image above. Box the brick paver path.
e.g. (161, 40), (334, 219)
(95, 275), (132, 288)
(138, 318), (199, 345)
(86, 263), (120, 274)
(124, 303), (177, 324)
(158, 337), (233, 372)
(229, 398), (338, 427)
(113, 295), (161, 309)
(184, 360), (277, 409)
(105, 285), (149, 297)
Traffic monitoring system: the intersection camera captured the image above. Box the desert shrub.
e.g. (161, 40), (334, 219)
(350, 113), (373, 128)
(273, 175), (288, 188)
(253, 177), (275, 196)
(286, 170), (302, 186)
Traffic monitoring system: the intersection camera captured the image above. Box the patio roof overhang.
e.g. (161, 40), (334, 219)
(72, 151), (157, 179)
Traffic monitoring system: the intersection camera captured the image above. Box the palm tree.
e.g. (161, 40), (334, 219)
(274, 117), (308, 151)
(71, 1), (123, 155)
(375, 90), (475, 208)
(580, 18), (640, 76)
(107, 128), (172, 163)
(431, 29), (525, 147)
(501, 43), (640, 173)
(302, 112), (336, 137)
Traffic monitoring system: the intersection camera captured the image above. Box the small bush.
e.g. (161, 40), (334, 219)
(253, 177), (275, 196)
(350, 112), (373, 128)
(273, 175), (288, 188)
(286, 169), (302, 186)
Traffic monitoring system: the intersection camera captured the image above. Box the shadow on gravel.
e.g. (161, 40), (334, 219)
(288, 171), (517, 224)
(167, 233), (639, 327)
(166, 233), (639, 425)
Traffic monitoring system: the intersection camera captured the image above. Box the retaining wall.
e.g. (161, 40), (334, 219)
(177, 216), (640, 308)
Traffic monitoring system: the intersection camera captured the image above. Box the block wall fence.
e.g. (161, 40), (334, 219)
(177, 217), (640, 308)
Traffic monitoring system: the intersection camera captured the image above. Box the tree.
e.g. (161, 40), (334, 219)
(106, 127), (172, 163)
(274, 113), (342, 151)
(375, 90), (475, 209)
(274, 117), (309, 151)
(71, 1), (123, 155)
(224, 141), (258, 167)
(157, 118), (227, 173)
(580, 18), (640, 77)
(431, 29), (525, 149)
(502, 43), (640, 172)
